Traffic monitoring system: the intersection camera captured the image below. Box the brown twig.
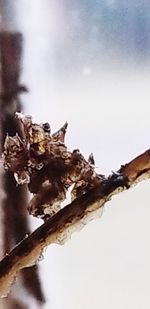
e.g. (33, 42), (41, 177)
(0, 147), (150, 297)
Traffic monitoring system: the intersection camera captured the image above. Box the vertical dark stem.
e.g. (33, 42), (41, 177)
(0, 32), (45, 305)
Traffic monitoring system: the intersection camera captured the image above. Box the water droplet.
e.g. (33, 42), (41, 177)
(36, 163), (44, 170)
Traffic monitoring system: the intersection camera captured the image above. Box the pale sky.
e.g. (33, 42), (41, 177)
(4, 1), (150, 308)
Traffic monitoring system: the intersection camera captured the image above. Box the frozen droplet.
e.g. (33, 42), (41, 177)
(37, 252), (44, 262)
(14, 173), (19, 183)
(14, 171), (30, 184)
(36, 163), (44, 170)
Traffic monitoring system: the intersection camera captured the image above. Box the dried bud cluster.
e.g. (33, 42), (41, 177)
(3, 113), (104, 220)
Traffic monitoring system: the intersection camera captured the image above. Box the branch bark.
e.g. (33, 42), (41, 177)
(0, 147), (150, 297)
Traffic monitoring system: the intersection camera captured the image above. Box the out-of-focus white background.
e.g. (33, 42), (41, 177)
(2, 1), (150, 308)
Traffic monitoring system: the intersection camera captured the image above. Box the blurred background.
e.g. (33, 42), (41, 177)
(1, 1), (150, 308)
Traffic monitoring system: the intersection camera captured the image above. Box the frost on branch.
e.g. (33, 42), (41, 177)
(4, 113), (104, 220)
(1, 113), (150, 299)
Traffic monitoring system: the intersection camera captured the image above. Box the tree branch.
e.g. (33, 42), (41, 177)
(0, 145), (150, 297)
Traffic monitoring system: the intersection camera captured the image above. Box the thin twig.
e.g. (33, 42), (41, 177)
(0, 148), (150, 297)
